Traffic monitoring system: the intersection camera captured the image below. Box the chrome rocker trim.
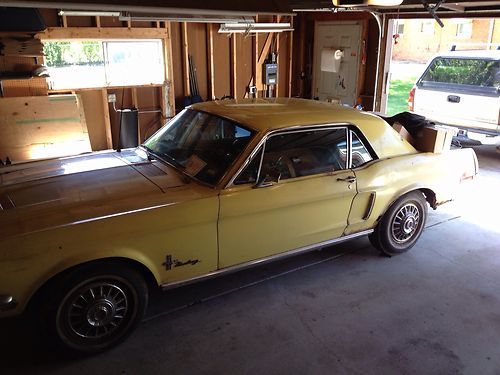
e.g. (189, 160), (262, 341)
(161, 229), (373, 290)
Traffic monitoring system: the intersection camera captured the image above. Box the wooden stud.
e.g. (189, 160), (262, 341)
(276, 16), (281, 97)
(95, 16), (101, 28)
(100, 89), (113, 149)
(297, 14), (306, 97)
(156, 21), (160, 28)
(131, 87), (140, 143)
(288, 16), (294, 98)
(230, 34), (237, 99)
(253, 16), (259, 98)
(181, 22), (190, 97)
(165, 22), (175, 118)
(206, 23), (215, 101)
(62, 15), (68, 28)
(38, 27), (169, 40)
(127, 19), (132, 29)
(274, 16), (281, 97)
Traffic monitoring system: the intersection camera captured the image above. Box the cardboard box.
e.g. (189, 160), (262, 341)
(415, 126), (453, 153)
(393, 122), (416, 146)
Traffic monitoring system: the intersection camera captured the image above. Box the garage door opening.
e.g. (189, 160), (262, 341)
(381, 17), (500, 117)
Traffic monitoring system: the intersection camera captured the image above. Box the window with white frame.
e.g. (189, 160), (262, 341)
(419, 20), (434, 34)
(456, 20), (473, 38)
(43, 39), (165, 90)
(396, 20), (405, 35)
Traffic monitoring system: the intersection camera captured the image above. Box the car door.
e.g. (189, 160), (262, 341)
(218, 126), (357, 268)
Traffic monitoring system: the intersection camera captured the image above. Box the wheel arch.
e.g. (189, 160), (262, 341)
(25, 257), (158, 315)
(375, 186), (436, 224)
(418, 188), (437, 209)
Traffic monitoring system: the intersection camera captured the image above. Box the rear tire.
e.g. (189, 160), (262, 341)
(42, 262), (148, 355)
(370, 191), (427, 256)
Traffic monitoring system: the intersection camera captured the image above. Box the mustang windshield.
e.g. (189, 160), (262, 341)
(143, 109), (255, 186)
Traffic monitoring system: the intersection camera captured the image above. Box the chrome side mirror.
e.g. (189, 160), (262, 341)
(254, 172), (281, 188)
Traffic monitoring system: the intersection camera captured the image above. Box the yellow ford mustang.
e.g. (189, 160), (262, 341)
(0, 98), (477, 353)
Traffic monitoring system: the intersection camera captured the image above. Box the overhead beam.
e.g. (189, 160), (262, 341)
(37, 27), (169, 39)
(0, 1), (293, 16)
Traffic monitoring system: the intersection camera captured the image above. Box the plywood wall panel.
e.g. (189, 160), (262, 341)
(0, 94), (91, 162)
(67, 16), (94, 27)
(187, 23), (208, 101)
(213, 32), (231, 99)
(38, 8), (59, 27)
(170, 22), (184, 108)
(236, 34), (253, 99)
(136, 86), (162, 141)
(99, 16), (124, 28)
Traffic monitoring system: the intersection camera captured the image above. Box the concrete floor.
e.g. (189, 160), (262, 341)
(1, 145), (499, 375)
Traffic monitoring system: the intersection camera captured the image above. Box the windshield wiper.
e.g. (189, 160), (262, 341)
(141, 145), (185, 171)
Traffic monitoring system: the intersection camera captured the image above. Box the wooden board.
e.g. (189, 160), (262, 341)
(1, 77), (48, 97)
(0, 94), (91, 162)
(78, 90), (108, 151)
(213, 31), (230, 100)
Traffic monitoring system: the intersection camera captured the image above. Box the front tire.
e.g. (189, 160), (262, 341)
(369, 191), (428, 256)
(43, 262), (148, 354)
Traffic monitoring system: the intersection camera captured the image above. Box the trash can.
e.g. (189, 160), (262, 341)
(119, 108), (139, 148)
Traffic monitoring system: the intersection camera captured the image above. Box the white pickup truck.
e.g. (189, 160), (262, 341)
(409, 50), (500, 136)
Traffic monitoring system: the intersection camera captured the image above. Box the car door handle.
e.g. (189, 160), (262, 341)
(447, 95), (460, 103)
(337, 176), (356, 183)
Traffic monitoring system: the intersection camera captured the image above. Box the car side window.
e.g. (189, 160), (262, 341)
(420, 57), (499, 87)
(351, 131), (373, 168)
(260, 128), (347, 181)
(234, 147), (263, 185)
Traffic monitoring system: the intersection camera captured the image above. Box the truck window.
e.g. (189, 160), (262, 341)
(420, 58), (499, 88)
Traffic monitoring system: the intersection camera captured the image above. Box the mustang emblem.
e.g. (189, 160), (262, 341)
(163, 255), (200, 271)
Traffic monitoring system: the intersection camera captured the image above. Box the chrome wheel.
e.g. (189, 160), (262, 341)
(66, 282), (129, 339)
(370, 191), (427, 256)
(53, 269), (147, 353)
(391, 203), (420, 244)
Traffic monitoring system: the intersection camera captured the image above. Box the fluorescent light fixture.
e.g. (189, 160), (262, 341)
(58, 10), (120, 17)
(331, 0), (403, 6)
(219, 22), (293, 34)
(120, 12), (254, 24)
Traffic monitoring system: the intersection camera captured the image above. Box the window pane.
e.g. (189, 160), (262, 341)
(144, 109), (254, 186)
(261, 128), (347, 181)
(105, 41), (164, 86)
(234, 147), (263, 185)
(351, 131), (373, 168)
(43, 39), (165, 89)
(421, 58), (499, 87)
(44, 41), (105, 89)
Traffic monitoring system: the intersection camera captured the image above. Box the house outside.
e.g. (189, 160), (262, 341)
(392, 18), (500, 63)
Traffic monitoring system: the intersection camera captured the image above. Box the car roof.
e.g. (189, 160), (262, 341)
(192, 98), (381, 132)
(190, 98), (416, 159)
(431, 49), (500, 59)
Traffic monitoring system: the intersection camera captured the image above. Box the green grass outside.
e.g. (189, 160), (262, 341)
(386, 77), (416, 116)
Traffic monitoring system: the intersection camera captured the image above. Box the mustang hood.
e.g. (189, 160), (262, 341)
(0, 149), (193, 238)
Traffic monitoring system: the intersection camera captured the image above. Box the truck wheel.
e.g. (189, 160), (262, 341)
(369, 191), (427, 256)
(43, 262), (148, 354)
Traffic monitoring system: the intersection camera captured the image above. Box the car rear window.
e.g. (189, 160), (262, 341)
(419, 57), (499, 87)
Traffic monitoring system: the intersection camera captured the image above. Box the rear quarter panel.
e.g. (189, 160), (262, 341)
(346, 148), (478, 234)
